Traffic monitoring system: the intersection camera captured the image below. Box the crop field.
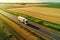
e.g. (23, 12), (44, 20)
(6, 5), (60, 31)
(0, 3), (47, 9)
(9, 7), (60, 24)
(0, 19), (19, 40)
(0, 3), (60, 40)
(40, 4), (60, 8)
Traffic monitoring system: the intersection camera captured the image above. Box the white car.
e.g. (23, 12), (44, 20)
(18, 16), (28, 24)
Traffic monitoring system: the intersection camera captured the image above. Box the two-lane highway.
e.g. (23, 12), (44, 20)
(0, 10), (60, 40)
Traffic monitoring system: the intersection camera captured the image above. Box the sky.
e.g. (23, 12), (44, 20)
(0, 0), (60, 3)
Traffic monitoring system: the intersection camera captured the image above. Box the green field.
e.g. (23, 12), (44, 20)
(40, 4), (60, 8)
(1, 8), (60, 31)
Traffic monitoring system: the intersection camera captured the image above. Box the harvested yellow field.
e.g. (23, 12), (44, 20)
(0, 4), (47, 8)
(9, 7), (60, 24)
(0, 4), (24, 8)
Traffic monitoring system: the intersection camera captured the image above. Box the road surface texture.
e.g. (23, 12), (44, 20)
(9, 7), (60, 24)
(0, 10), (60, 40)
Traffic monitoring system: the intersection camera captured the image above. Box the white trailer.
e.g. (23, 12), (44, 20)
(18, 16), (28, 24)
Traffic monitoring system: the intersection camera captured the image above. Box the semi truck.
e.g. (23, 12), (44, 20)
(18, 16), (28, 24)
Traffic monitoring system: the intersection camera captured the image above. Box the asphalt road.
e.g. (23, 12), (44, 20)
(0, 10), (60, 40)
